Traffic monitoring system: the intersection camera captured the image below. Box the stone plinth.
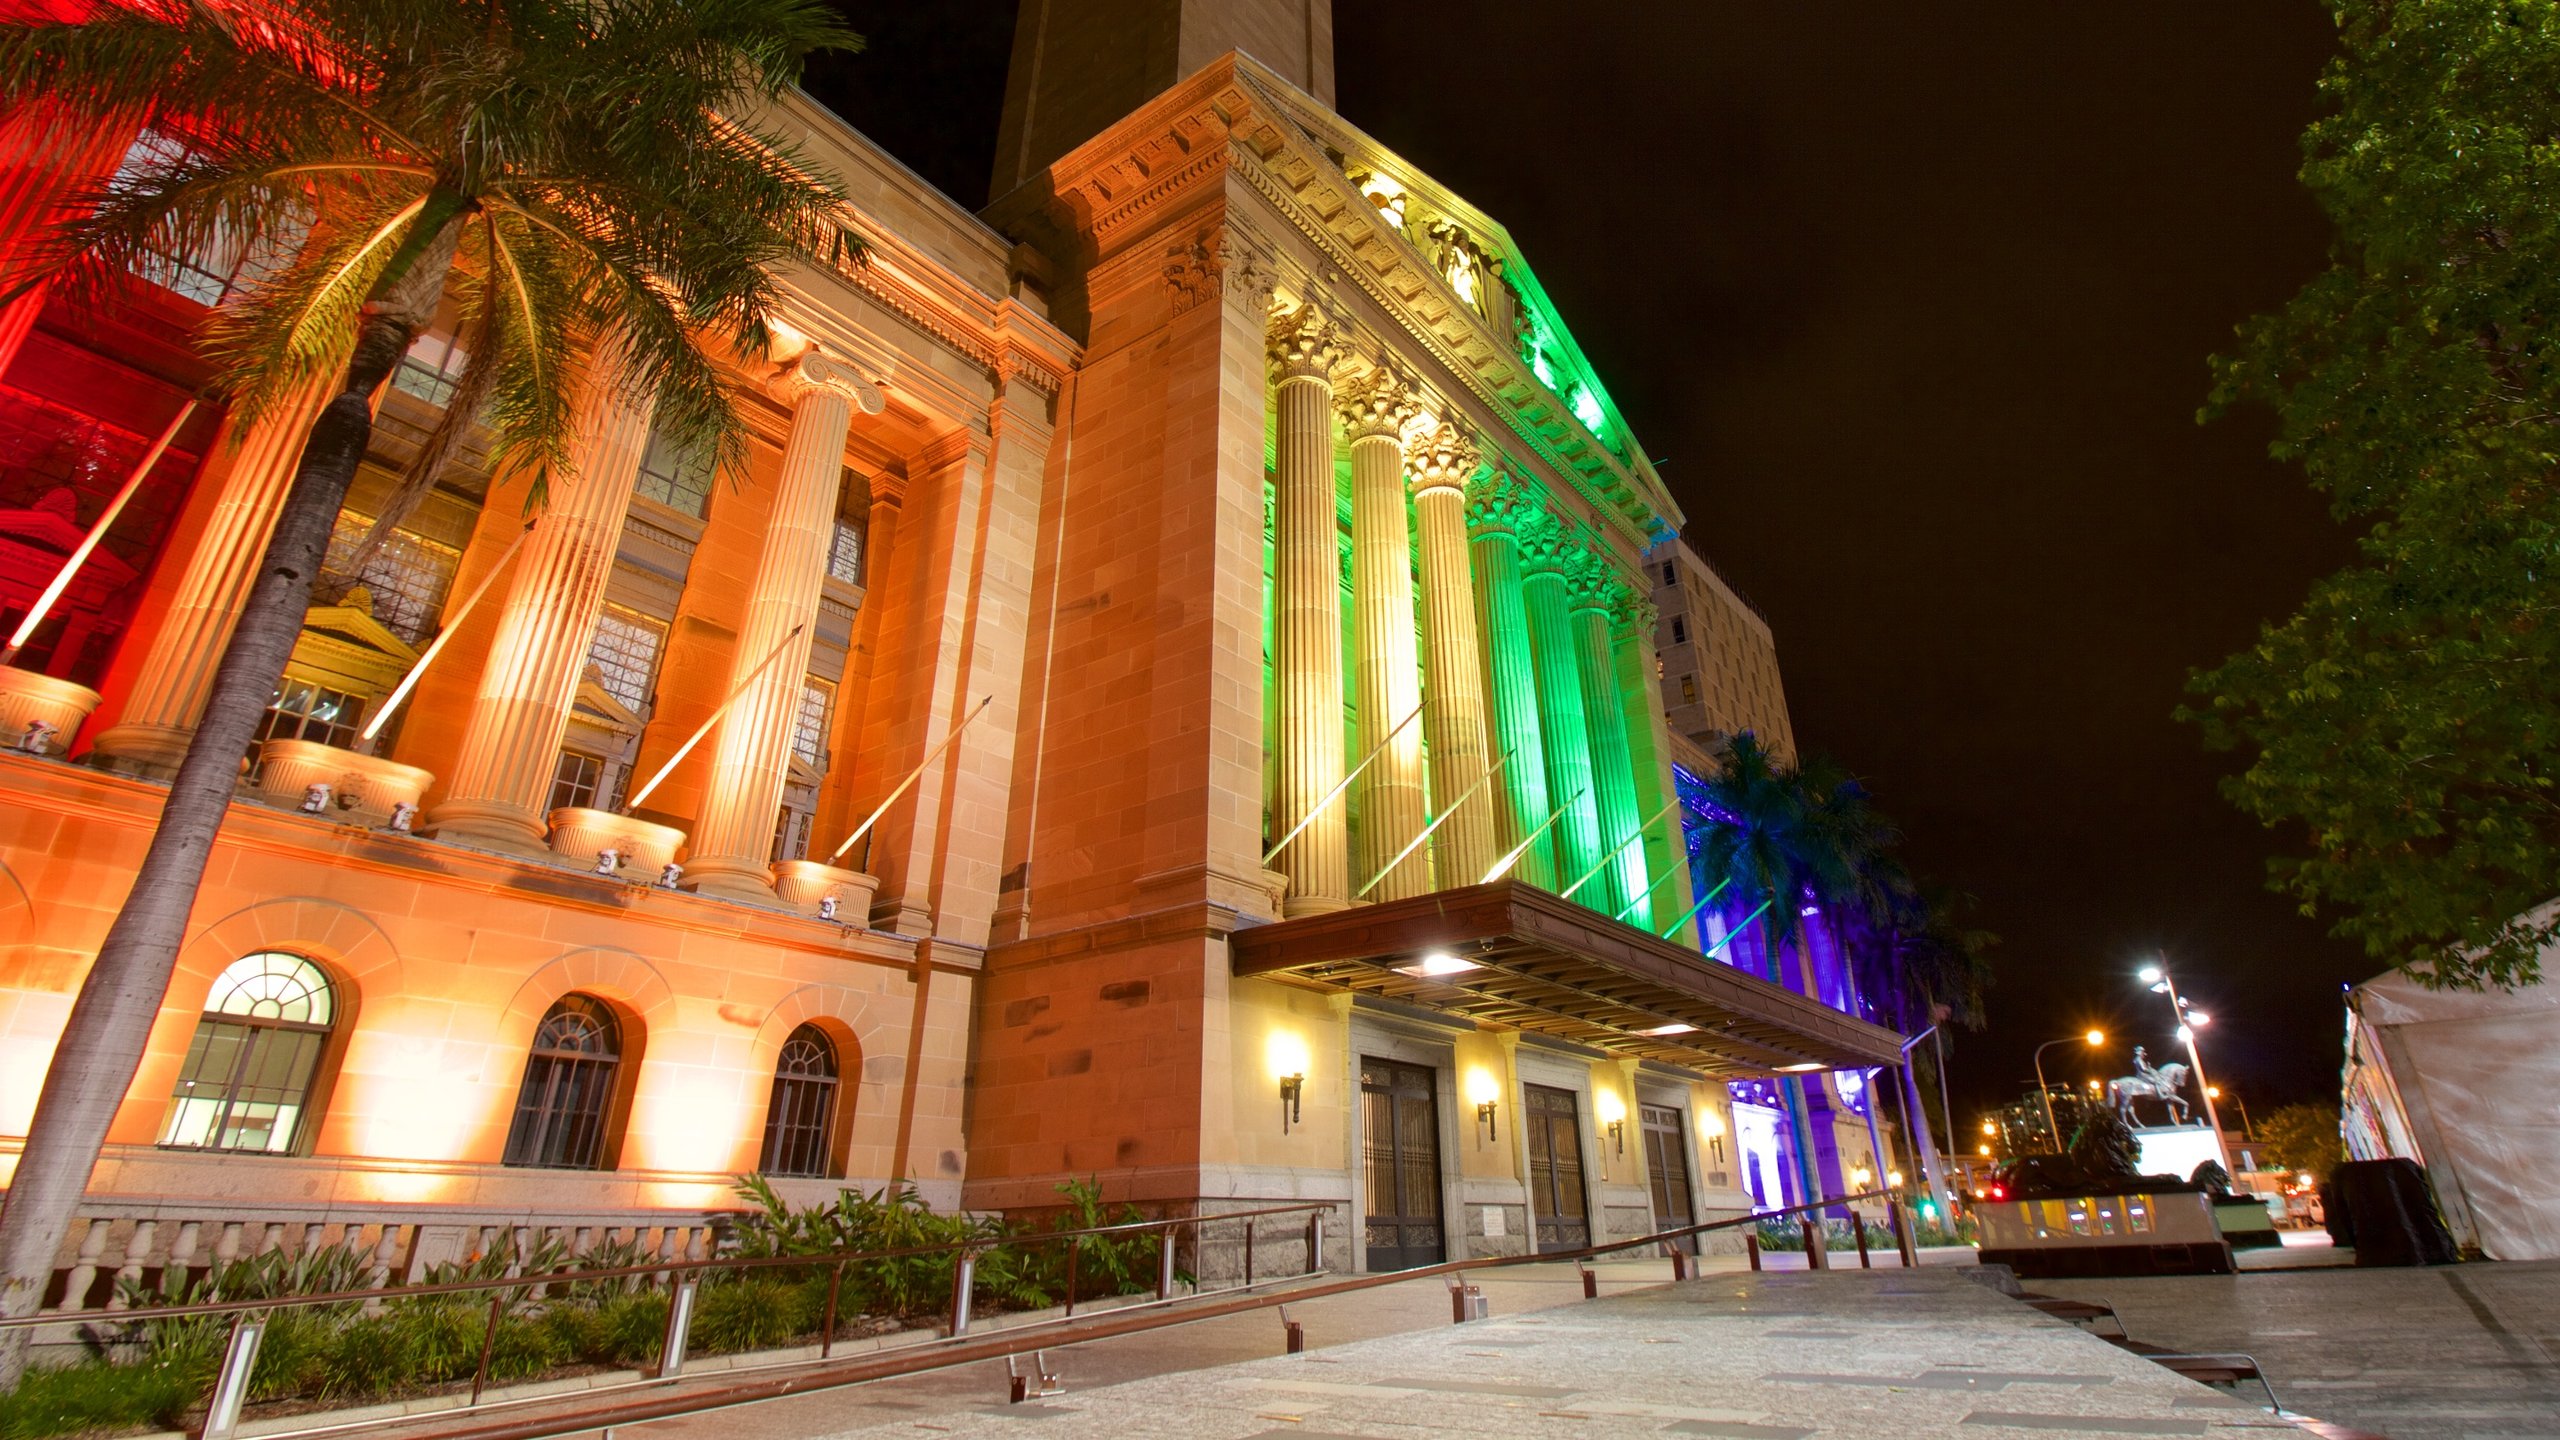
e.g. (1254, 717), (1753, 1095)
(771, 859), (880, 921)
(0, 666), (100, 757)
(253, 740), (433, 826)
(545, 806), (686, 877)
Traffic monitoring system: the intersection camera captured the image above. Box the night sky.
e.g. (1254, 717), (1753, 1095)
(805, 4), (2372, 1118)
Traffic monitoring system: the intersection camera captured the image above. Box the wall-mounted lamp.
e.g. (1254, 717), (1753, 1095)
(1464, 1066), (1501, 1145)
(1267, 1031), (1311, 1135)
(1279, 1073), (1304, 1133)
(1595, 1091), (1626, 1156)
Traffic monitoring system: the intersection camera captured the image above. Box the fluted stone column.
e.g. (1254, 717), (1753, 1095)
(1569, 552), (1649, 924)
(1341, 364), (1428, 900)
(1464, 471), (1555, 888)
(425, 372), (656, 849)
(1407, 420), (1495, 889)
(683, 352), (882, 900)
(0, 100), (135, 378)
(1268, 306), (1350, 915)
(89, 377), (335, 773)
(1518, 509), (1604, 901)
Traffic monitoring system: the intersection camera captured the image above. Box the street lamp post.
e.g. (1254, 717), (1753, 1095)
(2032, 1030), (2106, 1152)
(2210, 1086), (2255, 1142)
(2139, 962), (2233, 1174)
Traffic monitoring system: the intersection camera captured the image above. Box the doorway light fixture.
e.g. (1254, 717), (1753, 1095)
(1279, 1073), (1303, 1132)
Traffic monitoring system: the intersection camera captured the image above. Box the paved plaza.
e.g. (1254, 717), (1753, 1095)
(2038, 1259), (2560, 1440)
(623, 1264), (2283, 1440)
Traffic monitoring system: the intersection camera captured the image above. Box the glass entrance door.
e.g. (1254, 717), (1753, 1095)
(1523, 1083), (1590, 1252)
(1641, 1103), (1696, 1252)
(1360, 1057), (1445, 1271)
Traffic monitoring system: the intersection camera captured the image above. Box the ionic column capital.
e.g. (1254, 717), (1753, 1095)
(1406, 419), (1480, 500)
(769, 350), (887, 414)
(1268, 303), (1345, 384)
(1338, 363), (1420, 442)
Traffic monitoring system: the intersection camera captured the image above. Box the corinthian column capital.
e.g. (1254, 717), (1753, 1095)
(1465, 468), (1533, 537)
(1406, 419), (1481, 499)
(769, 350), (887, 414)
(1563, 546), (1628, 613)
(1268, 303), (1345, 384)
(1515, 505), (1572, 576)
(1338, 363), (1420, 442)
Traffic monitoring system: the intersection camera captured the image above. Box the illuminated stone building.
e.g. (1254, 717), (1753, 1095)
(0, 0), (1897, 1289)
(1648, 536), (1798, 767)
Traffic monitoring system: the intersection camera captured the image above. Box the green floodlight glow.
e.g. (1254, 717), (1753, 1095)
(1571, 384), (1606, 435)
(1531, 348), (1556, 388)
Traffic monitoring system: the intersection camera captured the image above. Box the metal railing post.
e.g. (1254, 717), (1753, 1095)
(1305, 1212), (1324, 1274)
(1895, 1200), (1919, 1267)
(469, 1292), (505, 1404)
(1065, 1239), (1080, 1318)
(1157, 1221), (1179, 1300)
(949, 1250), (977, 1337)
(1855, 1216), (1872, 1269)
(1244, 1221), (1255, 1285)
(657, 1278), (699, 1379)
(1579, 1263), (1597, 1299)
(1800, 1217), (1826, 1270)
(820, 1264), (843, 1358)
(1746, 1232), (1762, 1271)
(201, 1317), (265, 1440)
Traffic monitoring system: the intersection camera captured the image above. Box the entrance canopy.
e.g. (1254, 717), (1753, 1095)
(1231, 881), (1903, 1076)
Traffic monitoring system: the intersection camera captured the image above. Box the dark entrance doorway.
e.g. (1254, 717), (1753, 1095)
(1641, 1103), (1696, 1252)
(1524, 1082), (1590, 1252)
(1360, 1056), (1445, 1271)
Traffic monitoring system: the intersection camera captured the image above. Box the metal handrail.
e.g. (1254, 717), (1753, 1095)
(0, 1199), (1338, 1331)
(206, 1189), (1919, 1440)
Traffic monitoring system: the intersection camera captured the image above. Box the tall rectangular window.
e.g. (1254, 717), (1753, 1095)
(792, 678), (834, 769)
(1680, 675), (1698, 705)
(828, 516), (866, 586)
(632, 424), (717, 518)
(324, 512), (460, 646)
(1661, 561), (1677, 585)
(1670, 617), (1687, 644)
(584, 604), (666, 713)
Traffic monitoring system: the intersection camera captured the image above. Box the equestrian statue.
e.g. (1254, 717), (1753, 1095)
(2104, 1045), (2193, 1127)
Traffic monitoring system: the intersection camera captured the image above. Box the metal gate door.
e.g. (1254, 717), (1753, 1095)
(1524, 1083), (1590, 1252)
(1360, 1057), (1445, 1271)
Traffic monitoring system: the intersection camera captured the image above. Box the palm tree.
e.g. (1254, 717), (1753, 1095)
(0, 0), (862, 1380)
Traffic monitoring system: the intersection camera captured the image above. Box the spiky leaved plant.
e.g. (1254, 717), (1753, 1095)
(0, 0), (864, 1384)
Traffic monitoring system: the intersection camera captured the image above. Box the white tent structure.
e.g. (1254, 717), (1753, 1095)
(2343, 958), (2560, 1261)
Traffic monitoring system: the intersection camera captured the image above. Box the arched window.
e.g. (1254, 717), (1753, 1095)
(502, 995), (623, 1170)
(757, 1024), (841, 1178)
(161, 953), (337, 1154)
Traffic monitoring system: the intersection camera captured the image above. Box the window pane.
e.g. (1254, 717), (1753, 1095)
(324, 511), (461, 646)
(162, 955), (335, 1156)
(632, 425), (716, 518)
(586, 605), (665, 713)
(791, 678), (832, 768)
(758, 1025), (841, 1178)
(391, 330), (468, 407)
(549, 749), (603, 812)
(827, 517), (865, 586)
(504, 996), (622, 1170)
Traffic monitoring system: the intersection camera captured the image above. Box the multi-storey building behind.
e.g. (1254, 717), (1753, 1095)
(0, 0), (1898, 1293)
(1649, 537), (1797, 766)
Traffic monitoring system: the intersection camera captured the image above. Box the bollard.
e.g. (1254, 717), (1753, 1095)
(1670, 1246), (1690, 1282)
(1746, 1232), (1762, 1271)
(950, 1250), (978, 1337)
(1855, 1217), (1872, 1269)
(1157, 1220), (1179, 1300)
(657, 1278), (699, 1379)
(1580, 1264), (1597, 1299)
(1448, 1275), (1488, 1323)
(201, 1318), (265, 1440)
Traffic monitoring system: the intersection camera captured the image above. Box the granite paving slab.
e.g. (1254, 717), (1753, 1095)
(796, 1270), (2289, 1439)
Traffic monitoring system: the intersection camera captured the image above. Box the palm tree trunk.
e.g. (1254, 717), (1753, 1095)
(0, 203), (463, 1388)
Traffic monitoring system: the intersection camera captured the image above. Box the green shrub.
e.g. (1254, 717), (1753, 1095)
(534, 1303), (605, 1365)
(591, 1290), (670, 1369)
(690, 1278), (817, 1355)
(0, 1354), (204, 1440)
(484, 1311), (568, 1383)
